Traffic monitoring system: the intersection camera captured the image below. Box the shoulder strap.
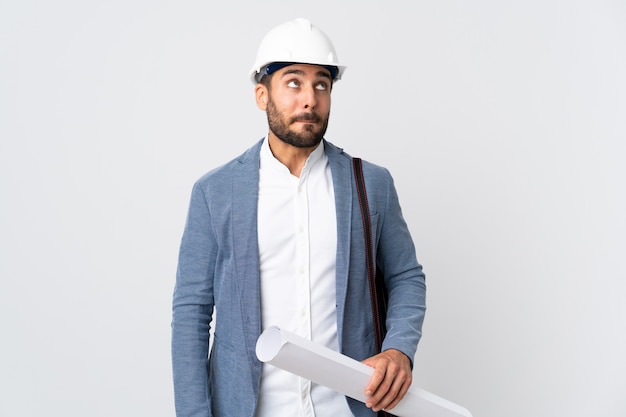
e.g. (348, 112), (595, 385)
(353, 157), (386, 354)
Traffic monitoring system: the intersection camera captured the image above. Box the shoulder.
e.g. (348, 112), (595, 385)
(193, 138), (263, 191)
(324, 139), (394, 191)
(352, 155), (394, 191)
(358, 158), (392, 182)
(324, 140), (391, 177)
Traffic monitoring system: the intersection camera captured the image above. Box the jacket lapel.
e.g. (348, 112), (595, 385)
(231, 139), (263, 381)
(324, 141), (353, 347)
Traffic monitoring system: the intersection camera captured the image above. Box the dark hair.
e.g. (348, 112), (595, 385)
(259, 71), (274, 87)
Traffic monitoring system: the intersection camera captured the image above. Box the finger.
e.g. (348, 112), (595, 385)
(370, 362), (411, 412)
(364, 363), (386, 399)
(367, 361), (399, 410)
(382, 374), (412, 411)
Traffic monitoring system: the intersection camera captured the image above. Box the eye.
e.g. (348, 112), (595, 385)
(315, 81), (329, 91)
(287, 80), (300, 88)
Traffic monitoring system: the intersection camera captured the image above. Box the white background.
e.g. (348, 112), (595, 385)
(1, 1), (625, 416)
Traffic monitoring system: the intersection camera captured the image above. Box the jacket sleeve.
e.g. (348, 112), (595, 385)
(375, 168), (427, 364)
(171, 180), (216, 417)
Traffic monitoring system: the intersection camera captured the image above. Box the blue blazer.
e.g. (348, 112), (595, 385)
(172, 139), (426, 417)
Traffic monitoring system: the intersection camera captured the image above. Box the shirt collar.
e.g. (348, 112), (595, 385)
(260, 135), (325, 177)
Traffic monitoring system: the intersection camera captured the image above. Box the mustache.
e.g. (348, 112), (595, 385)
(291, 113), (322, 123)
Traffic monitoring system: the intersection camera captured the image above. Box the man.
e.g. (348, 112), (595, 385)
(172, 18), (426, 417)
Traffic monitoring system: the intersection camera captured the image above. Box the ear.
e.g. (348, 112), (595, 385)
(255, 84), (268, 111)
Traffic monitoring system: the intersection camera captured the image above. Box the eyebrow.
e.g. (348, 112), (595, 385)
(281, 68), (332, 81)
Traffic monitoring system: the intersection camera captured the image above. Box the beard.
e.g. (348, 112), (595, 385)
(266, 96), (329, 148)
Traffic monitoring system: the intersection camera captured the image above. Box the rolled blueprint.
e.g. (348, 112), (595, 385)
(256, 326), (472, 417)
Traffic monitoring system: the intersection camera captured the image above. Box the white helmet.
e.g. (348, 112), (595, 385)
(249, 18), (346, 84)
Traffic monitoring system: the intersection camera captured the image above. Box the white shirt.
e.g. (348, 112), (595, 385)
(255, 137), (353, 417)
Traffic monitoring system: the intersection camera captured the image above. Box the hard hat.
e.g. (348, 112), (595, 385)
(249, 18), (346, 84)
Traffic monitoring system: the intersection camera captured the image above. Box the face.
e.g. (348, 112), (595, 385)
(260, 64), (332, 148)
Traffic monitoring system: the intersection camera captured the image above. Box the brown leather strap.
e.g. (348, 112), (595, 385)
(353, 158), (393, 417)
(353, 157), (385, 353)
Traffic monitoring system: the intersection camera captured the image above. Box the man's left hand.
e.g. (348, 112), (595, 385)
(362, 348), (412, 412)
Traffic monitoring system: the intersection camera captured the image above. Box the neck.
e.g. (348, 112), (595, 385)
(267, 133), (318, 177)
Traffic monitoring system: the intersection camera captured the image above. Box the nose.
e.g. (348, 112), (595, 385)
(302, 84), (317, 110)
